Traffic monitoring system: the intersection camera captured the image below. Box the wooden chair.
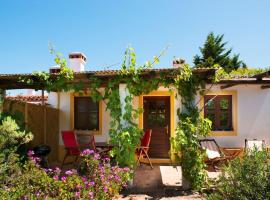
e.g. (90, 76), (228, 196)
(61, 130), (96, 168)
(199, 139), (234, 171)
(136, 129), (153, 169)
(245, 139), (265, 151)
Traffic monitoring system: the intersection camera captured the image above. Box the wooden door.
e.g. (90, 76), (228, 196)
(143, 96), (170, 158)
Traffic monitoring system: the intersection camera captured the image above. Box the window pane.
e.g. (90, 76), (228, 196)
(205, 113), (216, 130)
(220, 112), (231, 130)
(204, 95), (233, 132)
(205, 99), (215, 110)
(74, 97), (99, 130)
(220, 98), (229, 110)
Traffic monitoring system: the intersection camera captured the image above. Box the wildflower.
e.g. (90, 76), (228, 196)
(81, 176), (87, 182)
(27, 150), (34, 157)
(61, 176), (66, 182)
(93, 153), (100, 160)
(89, 192), (94, 199)
(65, 170), (73, 175)
(89, 181), (95, 186)
(104, 157), (110, 162)
(53, 175), (59, 181)
(82, 149), (95, 155)
(75, 191), (80, 198)
(104, 186), (108, 193)
(54, 167), (61, 174)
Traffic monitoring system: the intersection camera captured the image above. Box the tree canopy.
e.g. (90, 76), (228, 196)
(193, 32), (246, 73)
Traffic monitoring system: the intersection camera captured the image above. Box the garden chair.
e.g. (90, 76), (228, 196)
(61, 130), (96, 168)
(245, 139), (265, 152)
(199, 139), (234, 171)
(136, 129), (153, 169)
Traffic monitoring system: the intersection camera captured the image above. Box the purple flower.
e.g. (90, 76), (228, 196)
(89, 192), (94, 199)
(89, 181), (95, 186)
(54, 167), (61, 174)
(75, 191), (80, 198)
(93, 153), (100, 160)
(61, 176), (66, 182)
(27, 150), (34, 157)
(104, 186), (108, 193)
(76, 184), (82, 190)
(104, 157), (110, 162)
(82, 149), (95, 155)
(65, 170), (73, 175)
(81, 176), (87, 182)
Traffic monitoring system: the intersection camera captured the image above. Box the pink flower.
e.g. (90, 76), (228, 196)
(54, 167), (61, 174)
(75, 192), (80, 198)
(65, 170), (73, 175)
(104, 186), (108, 193)
(27, 150), (34, 157)
(61, 176), (66, 182)
(53, 175), (59, 181)
(82, 149), (95, 155)
(89, 181), (95, 186)
(89, 192), (94, 199)
(93, 153), (100, 160)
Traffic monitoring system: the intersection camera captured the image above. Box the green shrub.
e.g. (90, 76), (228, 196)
(0, 116), (33, 187)
(208, 149), (270, 200)
(0, 117), (130, 199)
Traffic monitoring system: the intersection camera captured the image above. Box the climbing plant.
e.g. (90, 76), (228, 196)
(171, 64), (214, 190)
(89, 47), (163, 168)
(20, 48), (75, 92)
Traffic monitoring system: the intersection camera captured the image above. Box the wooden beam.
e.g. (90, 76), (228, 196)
(220, 84), (238, 89)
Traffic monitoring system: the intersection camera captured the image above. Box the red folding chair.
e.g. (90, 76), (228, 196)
(61, 130), (96, 168)
(136, 129), (153, 169)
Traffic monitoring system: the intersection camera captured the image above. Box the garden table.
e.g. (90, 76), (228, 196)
(223, 148), (243, 157)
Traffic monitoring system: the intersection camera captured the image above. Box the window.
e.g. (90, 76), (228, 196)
(74, 97), (99, 130)
(204, 95), (233, 131)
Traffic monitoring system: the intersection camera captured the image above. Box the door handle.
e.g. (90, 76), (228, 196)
(164, 125), (169, 135)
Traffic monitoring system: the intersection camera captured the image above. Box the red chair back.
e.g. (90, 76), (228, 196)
(61, 130), (80, 155)
(141, 129), (152, 148)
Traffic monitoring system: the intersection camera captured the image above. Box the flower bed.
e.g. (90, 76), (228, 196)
(1, 149), (130, 199)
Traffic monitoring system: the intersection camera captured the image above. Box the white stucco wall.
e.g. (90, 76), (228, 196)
(201, 84), (270, 148)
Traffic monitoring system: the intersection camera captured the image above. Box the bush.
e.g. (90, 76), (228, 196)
(0, 150), (130, 199)
(0, 116), (33, 187)
(208, 149), (270, 200)
(0, 117), (130, 199)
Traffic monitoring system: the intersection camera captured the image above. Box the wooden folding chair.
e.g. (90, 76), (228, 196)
(199, 139), (235, 171)
(136, 129), (153, 169)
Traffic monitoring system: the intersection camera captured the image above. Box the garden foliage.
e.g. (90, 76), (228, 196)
(0, 116), (130, 199)
(208, 149), (270, 200)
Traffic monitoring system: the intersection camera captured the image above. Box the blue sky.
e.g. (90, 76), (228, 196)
(1, 0), (270, 75)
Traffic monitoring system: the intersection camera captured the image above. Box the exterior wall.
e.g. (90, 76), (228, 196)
(200, 84), (270, 148)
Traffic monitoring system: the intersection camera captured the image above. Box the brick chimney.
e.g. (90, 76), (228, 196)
(173, 58), (185, 68)
(69, 52), (87, 72)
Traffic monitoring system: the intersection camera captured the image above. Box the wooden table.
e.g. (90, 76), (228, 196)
(223, 148), (243, 157)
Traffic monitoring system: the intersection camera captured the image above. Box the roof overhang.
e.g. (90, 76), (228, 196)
(0, 68), (216, 90)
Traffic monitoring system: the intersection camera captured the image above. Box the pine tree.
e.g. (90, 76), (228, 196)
(194, 32), (246, 72)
